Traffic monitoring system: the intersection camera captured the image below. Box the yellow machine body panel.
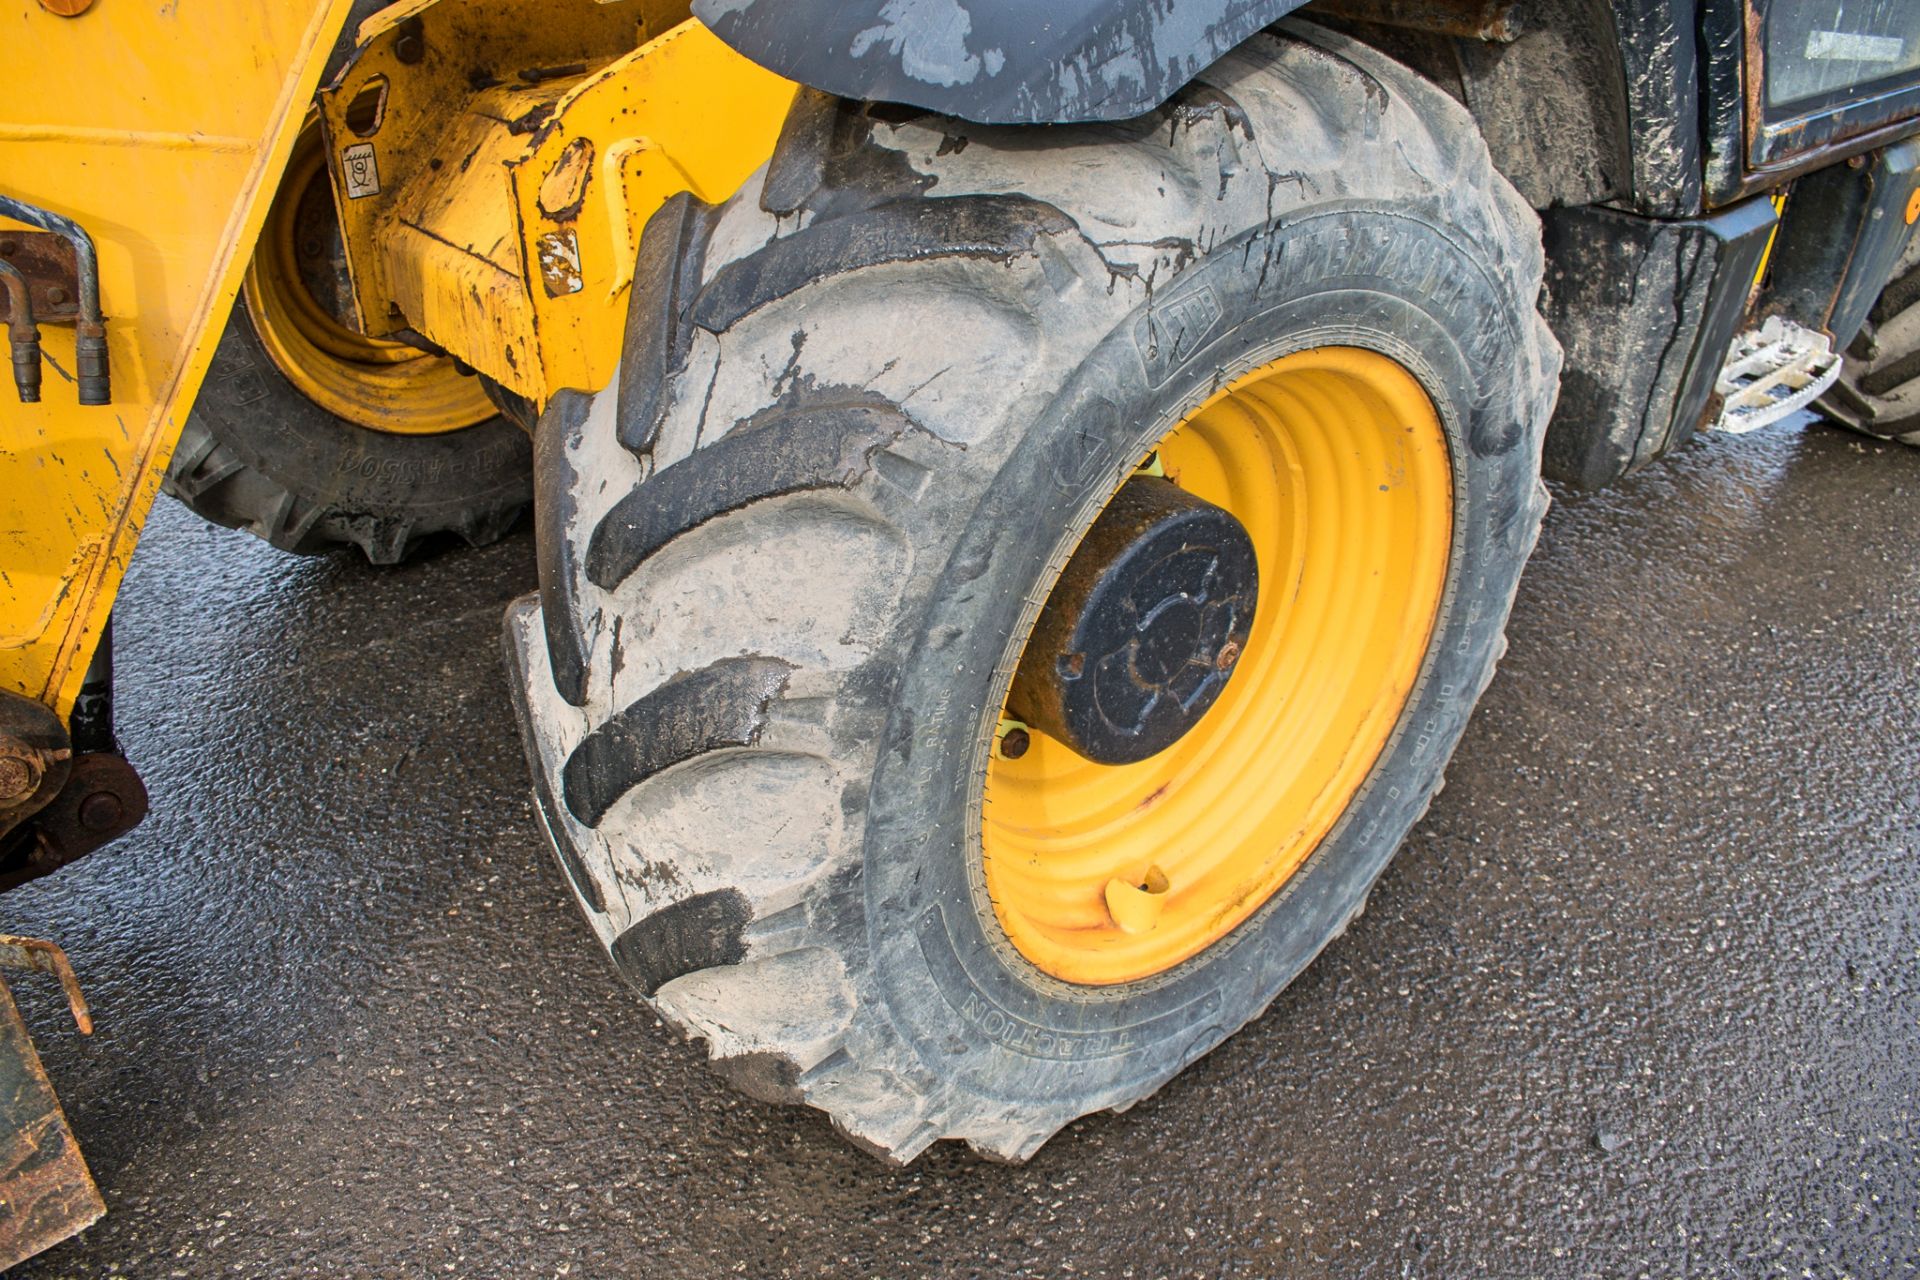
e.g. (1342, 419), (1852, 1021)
(318, 1), (795, 404)
(0, 0), (353, 716)
(2, 0), (794, 721)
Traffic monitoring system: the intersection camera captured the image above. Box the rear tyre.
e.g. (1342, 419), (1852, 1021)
(508, 22), (1558, 1162)
(166, 121), (530, 564)
(1817, 234), (1920, 444)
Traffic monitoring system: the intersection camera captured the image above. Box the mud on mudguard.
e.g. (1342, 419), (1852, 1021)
(692, 0), (1314, 125)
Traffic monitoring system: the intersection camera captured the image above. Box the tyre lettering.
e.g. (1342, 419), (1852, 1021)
(331, 442), (513, 480)
(1131, 283), (1224, 387)
(957, 993), (1123, 1060)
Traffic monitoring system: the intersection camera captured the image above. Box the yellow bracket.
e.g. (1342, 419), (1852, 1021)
(317, 0), (796, 405)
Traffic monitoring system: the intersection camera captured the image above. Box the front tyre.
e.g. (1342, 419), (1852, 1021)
(508, 22), (1558, 1162)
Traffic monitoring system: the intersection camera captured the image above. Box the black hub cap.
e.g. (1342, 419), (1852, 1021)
(1010, 476), (1259, 765)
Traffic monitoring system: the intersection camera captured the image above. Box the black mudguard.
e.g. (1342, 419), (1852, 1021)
(691, 0), (1313, 124)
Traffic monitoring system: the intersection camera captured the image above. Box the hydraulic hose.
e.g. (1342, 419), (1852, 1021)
(0, 258), (40, 403)
(0, 193), (107, 404)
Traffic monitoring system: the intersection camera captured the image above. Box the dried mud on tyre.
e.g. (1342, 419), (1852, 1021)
(508, 21), (1559, 1162)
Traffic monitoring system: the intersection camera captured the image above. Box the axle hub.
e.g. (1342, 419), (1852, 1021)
(1010, 476), (1258, 765)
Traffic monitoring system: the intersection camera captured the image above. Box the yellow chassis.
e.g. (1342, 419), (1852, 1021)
(1, 0), (792, 722)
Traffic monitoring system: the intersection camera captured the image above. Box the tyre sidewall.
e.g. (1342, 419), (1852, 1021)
(860, 206), (1544, 1112)
(190, 302), (531, 525)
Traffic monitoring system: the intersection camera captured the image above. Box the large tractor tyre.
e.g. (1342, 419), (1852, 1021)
(508, 22), (1559, 1162)
(1817, 233), (1920, 444)
(166, 120), (531, 564)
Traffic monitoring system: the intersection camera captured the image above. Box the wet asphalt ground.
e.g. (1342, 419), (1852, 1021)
(5, 413), (1918, 1278)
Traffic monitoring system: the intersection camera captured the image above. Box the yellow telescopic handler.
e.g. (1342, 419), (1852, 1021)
(4, 0), (1918, 1263)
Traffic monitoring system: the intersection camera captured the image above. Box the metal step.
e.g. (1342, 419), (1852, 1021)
(1712, 317), (1843, 435)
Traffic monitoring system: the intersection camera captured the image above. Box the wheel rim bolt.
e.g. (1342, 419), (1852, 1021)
(78, 792), (123, 833)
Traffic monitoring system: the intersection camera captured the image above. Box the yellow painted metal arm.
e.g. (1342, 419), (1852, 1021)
(0, 0), (354, 717)
(316, 1), (793, 404)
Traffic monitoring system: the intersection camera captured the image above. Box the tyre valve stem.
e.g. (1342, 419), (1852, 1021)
(994, 717), (1031, 761)
(1105, 865), (1170, 934)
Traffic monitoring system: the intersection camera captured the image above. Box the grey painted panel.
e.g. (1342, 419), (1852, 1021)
(691, 0), (1313, 124)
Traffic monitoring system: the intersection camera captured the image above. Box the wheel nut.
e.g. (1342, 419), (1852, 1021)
(391, 15), (427, 65)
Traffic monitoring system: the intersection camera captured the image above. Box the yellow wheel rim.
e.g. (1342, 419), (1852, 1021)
(242, 118), (494, 436)
(982, 346), (1454, 985)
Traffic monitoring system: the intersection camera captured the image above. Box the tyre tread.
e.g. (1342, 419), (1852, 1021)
(510, 20), (1558, 1163)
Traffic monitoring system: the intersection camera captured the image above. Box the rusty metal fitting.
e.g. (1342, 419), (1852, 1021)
(73, 324), (108, 406)
(8, 332), (40, 404)
(0, 694), (75, 847)
(0, 196), (108, 406)
(76, 791), (123, 834)
(0, 749), (144, 895)
(0, 755), (37, 806)
(0, 936), (92, 1033)
(0, 260), (39, 404)
(393, 16), (426, 65)
(993, 717), (1033, 761)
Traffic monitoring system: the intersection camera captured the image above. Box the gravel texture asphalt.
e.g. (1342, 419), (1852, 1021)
(5, 414), (1917, 1279)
